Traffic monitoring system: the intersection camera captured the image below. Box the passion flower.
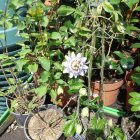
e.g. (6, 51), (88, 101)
(62, 52), (88, 78)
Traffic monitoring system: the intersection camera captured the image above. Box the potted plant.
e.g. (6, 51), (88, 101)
(0, 54), (46, 126)
(5, 82), (46, 126)
(83, 1), (129, 106)
(24, 104), (65, 140)
(91, 50), (135, 106)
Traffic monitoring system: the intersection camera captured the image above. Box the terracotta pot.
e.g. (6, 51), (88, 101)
(91, 80), (124, 106)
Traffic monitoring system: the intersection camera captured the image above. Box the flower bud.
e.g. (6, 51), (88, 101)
(81, 107), (89, 117)
(57, 86), (63, 95)
(76, 124), (82, 134)
(79, 88), (87, 96)
(108, 119), (113, 127)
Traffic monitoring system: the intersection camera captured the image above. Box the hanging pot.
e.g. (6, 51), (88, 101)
(91, 80), (124, 106)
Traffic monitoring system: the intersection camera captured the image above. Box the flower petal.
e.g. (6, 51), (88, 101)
(71, 52), (75, 58)
(77, 53), (81, 58)
(80, 70), (84, 76)
(63, 68), (69, 73)
(65, 55), (71, 61)
(69, 72), (74, 78)
(81, 57), (87, 62)
(62, 61), (69, 67)
(83, 65), (88, 69)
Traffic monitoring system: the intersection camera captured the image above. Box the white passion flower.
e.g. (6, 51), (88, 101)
(62, 52), (88, 78)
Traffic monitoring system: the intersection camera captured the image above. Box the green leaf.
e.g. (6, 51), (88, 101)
(90, 116), (97, 130)
(130, 43), (140, 48)
(120, 57), (134, 70)
(97, 119), (106, 130)
(16, 59), (29, 71)
(96, 137), (103, 140)
(20, 33), (29, 39)
(135, 66), (140, 72)
(57, 5), (75, 16)
(129, 98), (140, 105)
(27, 63), (38, 73)
(131, 73), (140, 85)
(50, 89), (57, 100)
(34, 85), (47, 97)
(103, 1), (114, 13)
(64, 36), (76, 47)
(8, 78), (15, 84)
(113, 51), (124, 58)
(40, 71), (50, 82)
(135, 6), (140, 11)
(0, 54), (8, 60)
(129, 92), (140, 98)
(40, 16), (49, 27)
(131, 105), (140, 112)
(110, 0), (121, 5)
(11, 100), (18, 109)
(63, 120), (76, 137)
(50, 32), (61, 40)
(38, 57), (50, 71)
(126, 25), (140, 32)
(54, 72), (62, 80)
(54, 62), (62, 70)
(17, 21), (26, 30)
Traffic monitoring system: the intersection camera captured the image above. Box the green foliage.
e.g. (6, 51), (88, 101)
(89, 116), (106, 136)
(63, 113), (78, 137)
(131, 66), (140, 86)
(57, 5), (75, 16)
(129, 92), (140, 112)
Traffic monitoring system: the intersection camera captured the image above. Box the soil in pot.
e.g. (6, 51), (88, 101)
(26, 107), (65, 140)
(122, 117), (140, 139)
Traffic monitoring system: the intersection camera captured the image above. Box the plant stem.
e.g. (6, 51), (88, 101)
(99, 21), (106, 104)
(76, 95), (80, 119)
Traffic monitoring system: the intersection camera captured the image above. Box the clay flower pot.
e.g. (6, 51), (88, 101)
(91, 80), (124, 106)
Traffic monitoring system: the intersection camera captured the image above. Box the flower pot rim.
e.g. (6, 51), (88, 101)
(92, 79), (124, 85)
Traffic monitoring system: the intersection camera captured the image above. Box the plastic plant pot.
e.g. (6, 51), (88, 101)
(24, 104), (65, 140)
